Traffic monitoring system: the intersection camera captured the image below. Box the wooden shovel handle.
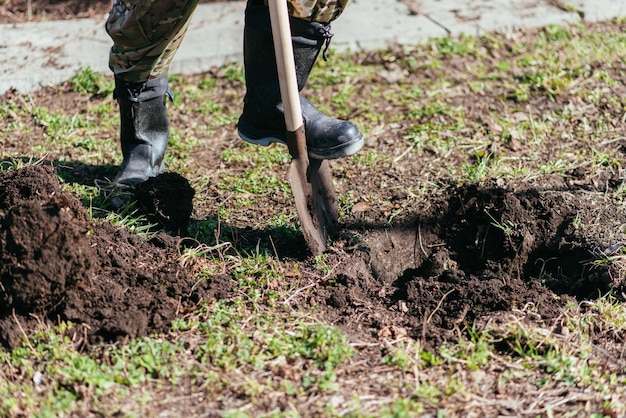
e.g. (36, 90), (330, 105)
(268, 0), (302, 132)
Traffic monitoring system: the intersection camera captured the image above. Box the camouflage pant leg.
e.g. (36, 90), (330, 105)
(284, 0), (350, 23)
(106, 0), (350, 82)
(106, 0), (200, 82)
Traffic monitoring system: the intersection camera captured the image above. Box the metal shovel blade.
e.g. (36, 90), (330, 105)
(285, 127), (337, 255)
(308, 157), (339, 241)
(270, 0), (339, 255)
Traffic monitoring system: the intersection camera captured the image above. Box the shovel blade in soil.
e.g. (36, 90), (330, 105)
(286, 127), (335, 255)
(308, 158), (339, 241)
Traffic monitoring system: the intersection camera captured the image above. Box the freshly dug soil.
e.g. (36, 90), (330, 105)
(0, 165), (223, 348)
(306, 176), (626, 349)
(2, 164), (624, 352)
(134, 172), (196, 235)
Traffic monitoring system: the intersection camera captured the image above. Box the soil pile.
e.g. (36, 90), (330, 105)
(311, 177), (626, 348)
(0, 165), (208, 349)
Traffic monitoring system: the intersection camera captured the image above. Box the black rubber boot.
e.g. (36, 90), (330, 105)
(113, 74), (172, 186)
(237, 0), (364, 160)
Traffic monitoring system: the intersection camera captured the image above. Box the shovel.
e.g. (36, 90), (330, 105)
(268, 0), (339, 256)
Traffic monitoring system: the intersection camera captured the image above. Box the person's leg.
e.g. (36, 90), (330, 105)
(237, 0), (363, 160)
(106, 0), (199, 185)
(286, 0), (350, 23)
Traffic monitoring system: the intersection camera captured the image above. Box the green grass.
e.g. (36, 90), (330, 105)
(0, 304), (355, 417)
(68, 67), (115, 96)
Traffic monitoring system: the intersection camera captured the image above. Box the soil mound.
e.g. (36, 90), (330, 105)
(311, 178), (626, 348)
(0, 165), (209, 349)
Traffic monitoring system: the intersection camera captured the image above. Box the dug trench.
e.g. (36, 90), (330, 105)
(1, 165), (625, 354)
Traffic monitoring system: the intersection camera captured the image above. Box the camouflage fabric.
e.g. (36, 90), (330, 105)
(283, 0), (350, 23)
(106, 0), (200, 82)
(107, 0), (349, 82)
